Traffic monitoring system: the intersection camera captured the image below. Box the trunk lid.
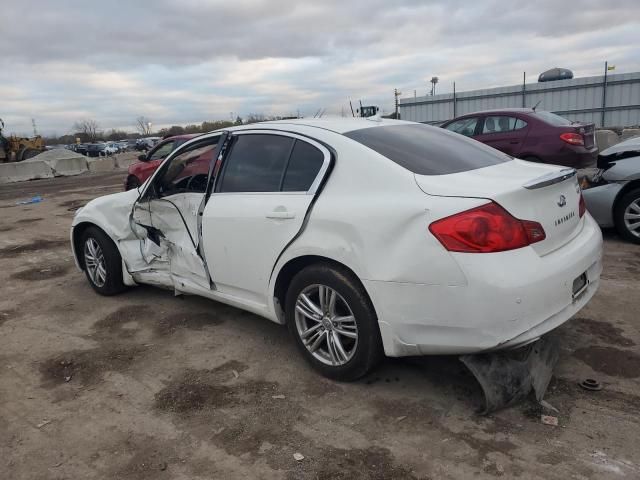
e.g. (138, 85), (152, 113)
(416, 160), (583, 256)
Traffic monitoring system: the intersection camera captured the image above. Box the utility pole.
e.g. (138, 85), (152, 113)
(602, 61), (609, 127)
(394, 88), (401, 119)
(32, 118), (38, 136)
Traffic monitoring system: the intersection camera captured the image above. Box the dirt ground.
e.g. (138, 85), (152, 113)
(1, 170), (639, 479)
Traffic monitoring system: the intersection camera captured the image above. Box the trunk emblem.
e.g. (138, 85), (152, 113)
(557, 195), (567, 207)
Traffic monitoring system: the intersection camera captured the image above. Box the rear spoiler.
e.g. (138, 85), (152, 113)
(523, 168), (576, 190)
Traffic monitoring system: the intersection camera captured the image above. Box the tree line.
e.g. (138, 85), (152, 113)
(43, 114), (297, 145)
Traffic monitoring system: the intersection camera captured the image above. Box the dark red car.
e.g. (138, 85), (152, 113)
(125, 134), (198, 190)
(441, 108), (597, 168)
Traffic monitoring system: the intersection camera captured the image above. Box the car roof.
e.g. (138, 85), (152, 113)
(223, 117), (416, 135)
(166, 134), (199, 141)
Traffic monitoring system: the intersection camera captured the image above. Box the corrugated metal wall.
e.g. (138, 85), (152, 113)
(399, 72), (640, 127)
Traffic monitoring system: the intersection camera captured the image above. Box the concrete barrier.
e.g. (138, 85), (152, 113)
(595, 130), (620, 150)
(47, 157), (88, 176)
(620, 128), (640, 142)
(115, 155), (137, 169)
(87, 156), (116, 173)
(0, 161), (54, 184)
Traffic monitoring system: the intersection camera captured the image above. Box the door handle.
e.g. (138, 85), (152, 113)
(509, 140), (520, 144)
(266, 211), (295, 219)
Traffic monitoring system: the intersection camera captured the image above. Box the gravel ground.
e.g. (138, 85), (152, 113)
(0, 171), (639, 479)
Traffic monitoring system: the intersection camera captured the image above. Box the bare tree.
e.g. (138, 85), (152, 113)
(73, 119), (100, 141)
(136, 116), (153, 136)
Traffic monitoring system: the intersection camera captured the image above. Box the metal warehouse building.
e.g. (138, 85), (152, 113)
(399, 71), (640, 128)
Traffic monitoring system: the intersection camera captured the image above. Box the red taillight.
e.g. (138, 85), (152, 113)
(579, 191), (586, 217)
(560, 132), (584, 146)
(429, 202), (546, 253)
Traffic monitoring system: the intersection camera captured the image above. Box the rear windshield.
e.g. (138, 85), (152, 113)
(344, 124), (508, 175)
(535, 111), (572, 126)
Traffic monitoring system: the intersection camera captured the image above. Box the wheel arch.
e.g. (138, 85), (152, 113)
(272, 254), (377, 325)
(612, 179), (640, 215)
(72, 221), (105, 270)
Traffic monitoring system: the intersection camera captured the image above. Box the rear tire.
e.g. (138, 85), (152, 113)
(80, 226), (127, 295)
(285, 263), (383, 381)
(125, 175), (141, 191)
(614, 188), (640, 244)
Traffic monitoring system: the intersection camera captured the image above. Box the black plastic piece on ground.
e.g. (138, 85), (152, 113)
(460, 336), (559, 414)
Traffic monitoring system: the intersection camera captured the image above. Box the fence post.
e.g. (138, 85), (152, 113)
(601, 61), (608, 127)
(453, 82), (457, 118)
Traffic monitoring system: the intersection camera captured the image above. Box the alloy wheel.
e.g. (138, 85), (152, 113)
(84, 237), (107, 287)
(294, 284), (358, 366)
(624, 199), (640, 238)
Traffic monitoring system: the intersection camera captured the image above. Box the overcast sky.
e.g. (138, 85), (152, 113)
(2, 0), (639, 136)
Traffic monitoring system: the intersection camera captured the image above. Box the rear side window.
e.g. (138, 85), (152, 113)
(282, 140), (324, 191)
(218, 134), (293, 192)
(344, 124), (509, 175)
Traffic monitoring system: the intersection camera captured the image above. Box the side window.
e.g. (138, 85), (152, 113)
(282, 140), (325, 192)
(514, 118), (528, 130)
(444, 118), (478, 137)
(155, 136), (219, 196)
(218, 134), (293, 193)
(149, 141), (174, 160)
(482, 116), (525, 134)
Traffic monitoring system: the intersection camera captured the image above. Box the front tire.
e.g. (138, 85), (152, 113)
(125, 175), (141, 191)
(285, 264), (383, 381)
(80, 226), (127, 295)
(614, 188), (640, 244)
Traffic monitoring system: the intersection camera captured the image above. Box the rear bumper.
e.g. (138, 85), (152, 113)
(366, 214), (603, 357)
(548, 146), (598, 169)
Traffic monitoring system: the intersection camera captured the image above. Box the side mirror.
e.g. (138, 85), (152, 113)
(138, 154), (147, 162)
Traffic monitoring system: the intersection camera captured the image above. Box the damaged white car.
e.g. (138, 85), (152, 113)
(71, 118), (602, 382)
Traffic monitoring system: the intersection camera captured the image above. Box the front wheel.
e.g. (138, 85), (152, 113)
(285, 264), (383, 381)
(80, 226), (127, 295)
(125, 175), (141, 191)
(614, 188), (640, 244)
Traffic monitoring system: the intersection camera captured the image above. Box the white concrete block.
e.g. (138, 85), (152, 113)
(595, 130), (620, 151)
(0, 161), (54, 184)
(620, 128), (640, 142)
(87, 156), (116, 173)
(115, 156), (137, 169)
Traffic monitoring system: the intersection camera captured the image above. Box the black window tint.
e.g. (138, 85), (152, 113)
(282, 140), (324, 191)
(219, 134), (293, 192)
(344, 124), (509, 175)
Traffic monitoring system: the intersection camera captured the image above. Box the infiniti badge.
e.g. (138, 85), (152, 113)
(557, 195), (567, 207)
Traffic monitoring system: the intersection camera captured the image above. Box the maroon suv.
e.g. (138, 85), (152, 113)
(441, 108), (597, 168)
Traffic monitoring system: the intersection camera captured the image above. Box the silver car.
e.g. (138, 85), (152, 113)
(582, 136), (640, 243)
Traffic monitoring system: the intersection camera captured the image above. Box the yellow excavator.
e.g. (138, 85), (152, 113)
(0, 118), (46, 162)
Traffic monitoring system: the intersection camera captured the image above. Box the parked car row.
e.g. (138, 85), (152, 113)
(68, 140), (132, 156)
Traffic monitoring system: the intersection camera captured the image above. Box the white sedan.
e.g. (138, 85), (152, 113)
(71, 118), (602, 380)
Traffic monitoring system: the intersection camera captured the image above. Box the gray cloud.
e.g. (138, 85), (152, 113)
(1, 0), (639, 135)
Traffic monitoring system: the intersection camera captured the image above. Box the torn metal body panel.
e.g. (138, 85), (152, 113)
(460, 336), (559, 414)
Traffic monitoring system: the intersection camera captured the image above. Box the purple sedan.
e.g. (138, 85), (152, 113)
(441, 108), (597, 168)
